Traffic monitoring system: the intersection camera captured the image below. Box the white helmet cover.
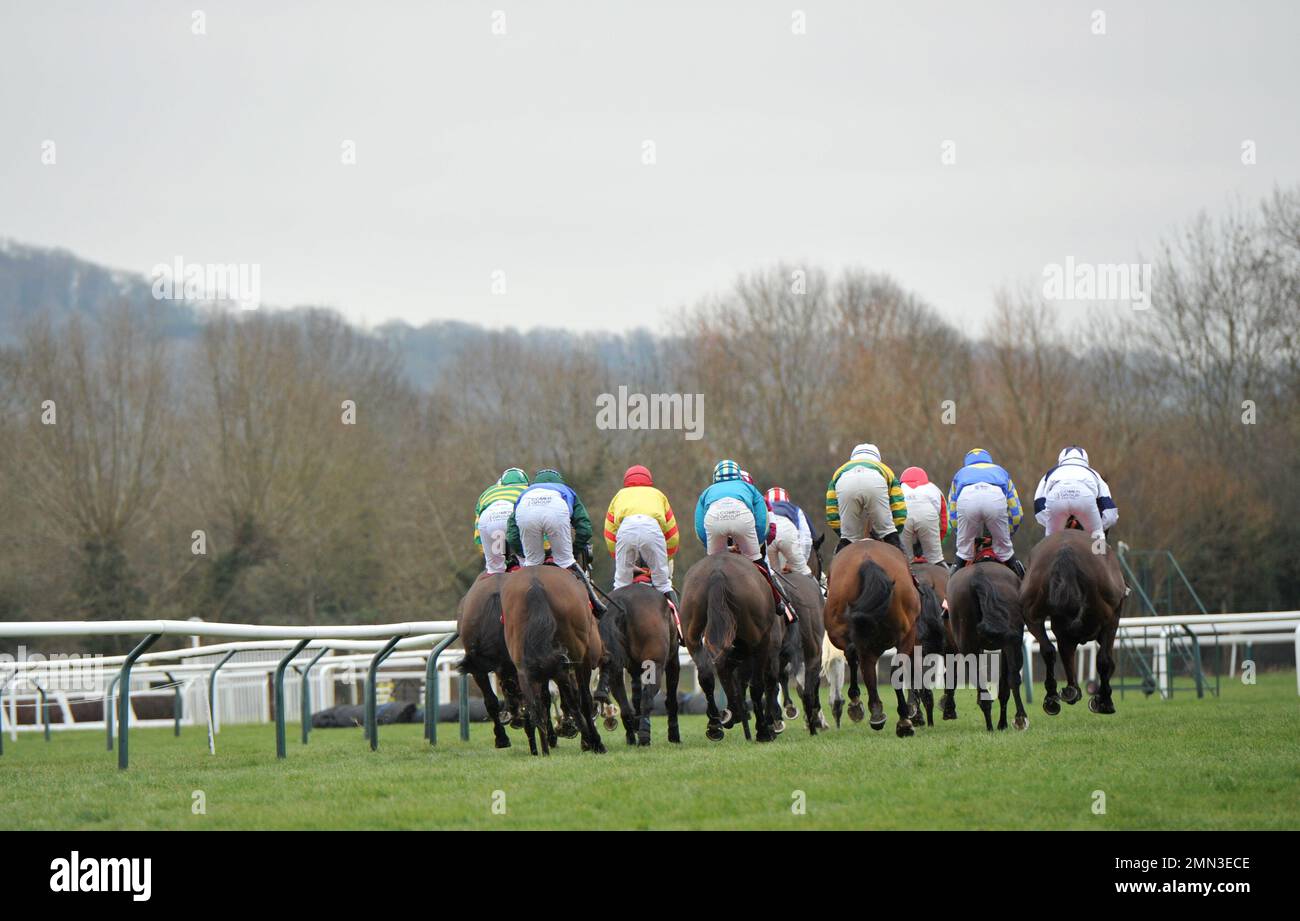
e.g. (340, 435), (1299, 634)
(1058, 445), (1089, 465)
(850, 443), (881, 462)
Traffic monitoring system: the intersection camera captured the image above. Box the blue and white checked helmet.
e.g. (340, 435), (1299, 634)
(712, 460), (742, 483)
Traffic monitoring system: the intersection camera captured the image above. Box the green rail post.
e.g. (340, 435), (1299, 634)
(118, 634), (162, 770)
(275, 640), (311, 759)
(164, 671), (182, 737)
(365, 636), (404, 751)
(207, 650), (237, 739)
(425, 632), (459, 745)
(299, 648), (329, 745)
(1021, 635), (1033, 704)
(458, 672), (470, 741)
(106, 673), (120, 750)
(33, 682), (50, 742)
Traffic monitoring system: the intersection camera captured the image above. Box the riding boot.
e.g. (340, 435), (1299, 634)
(834, 537), (852, 555)
(948, 557), (966, 576)
(755, 558), (798, 622)
(880, 530), (904, 552)
(567, 563), (607, 618)
(663, 588), (683, 640)
(1004, 556), (1026, 580)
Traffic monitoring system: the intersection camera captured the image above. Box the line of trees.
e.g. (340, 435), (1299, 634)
(1, 188), (1296, 652)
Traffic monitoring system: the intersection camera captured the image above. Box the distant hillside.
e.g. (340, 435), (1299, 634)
(0, 239), (676, 389)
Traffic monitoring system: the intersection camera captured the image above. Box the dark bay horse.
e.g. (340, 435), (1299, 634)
(1021, 529), (1126, 715)
(823, 539), (922, 737)
(944, 563), (1029, 731)
(774, 571), (826, 735)
(456, 573), (526, 749)
(908, 561), (951, 727)
(594, 581), (681, 746)
(681, 552), (779, 743)
(501, 565), (606, 756)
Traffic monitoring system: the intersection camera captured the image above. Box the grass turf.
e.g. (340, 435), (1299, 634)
(1, 671), (1297, 830)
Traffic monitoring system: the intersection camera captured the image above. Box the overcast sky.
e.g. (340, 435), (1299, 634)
(2, 0), (1297, 332)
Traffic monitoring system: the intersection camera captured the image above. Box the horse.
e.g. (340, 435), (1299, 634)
(821, 634), (847, 726)
(773, 570), (827, 734)
(1020, 529), (1126, 715)
(905, 562), (951, 727)
(456, 573), (528, 749)
(680, 552), (780, 743)
(823, 539), (923, 737)
(500, 565), (607, 756)
(593, 581), (681, 746)
(943, 562), (1029, 731)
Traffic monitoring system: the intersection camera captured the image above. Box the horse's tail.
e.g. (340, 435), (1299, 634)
(522, 577), (561, 680)
(846, 557), (894, 652)
(598, 594), (629, 673)
(971, 567), (1014, 645)
(915, 581), (944, 654)
(457, 589), (502, 675)
(702, 568), (736, 662)
(1047, 545), (1085, 632)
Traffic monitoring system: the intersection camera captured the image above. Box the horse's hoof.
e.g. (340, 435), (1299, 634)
(668, 728), (681, 744)
(1085, 680), (1099, 696)
(1088, 696), (1114, 714)
(1061, 686), (1081, 705)
(494, 736), (511, 749)
(705, 725), (725, 742)
(625, 733), (636, 746)
(869, 717), (886, 731)
(591, 740), (607, 754)
(603, 716), (618, 731)
(1043, 696), (1061, 716)
(719, 708), (733, 727)
(773, 719), (785, 734)
(637, 733), (651, 747)
(847, 700), (865, 723)
(907, 702), (920, 721)
(1014, 714), (1029, 731)
(784, 704), (798, 719)
(896, 721), (914, 738)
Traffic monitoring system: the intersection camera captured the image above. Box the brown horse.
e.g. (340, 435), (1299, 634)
(823, 539), (922, 737)
(593, 581), (682, 746)
(501, 565), (606, 756)
(456, 574), (527, 749)
(681, 552), (780, 743)
(1021, 529), (1126, 715)
(773, 571), (826, 735)
(944, 562), (1029, 731)
(908, 561), (951, 726)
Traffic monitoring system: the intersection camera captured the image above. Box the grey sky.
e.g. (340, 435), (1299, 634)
(3, 0), (1297, 332)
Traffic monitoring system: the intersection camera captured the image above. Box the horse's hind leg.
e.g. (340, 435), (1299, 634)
(608, 669), (637, 745)
(1007, 640), (1029, 730)
(859, 649), (887, 731)
(891, 650), (915, 738)
(576, 667), (607, 754)
(1028, 619), (1061, 715)
(827, 657), (845, 727)
(1091, 622), (1118, 715)
(801, 658), (821, 735)
(665, 651), (682, 744)
(636, 661), (659, 746)
(1058, 638), (1082, 705)
(996, 653), (1011, 731)
(472, 670), (511, 749)
(698, 663), (725, 742)
(846, 646), (865, 723)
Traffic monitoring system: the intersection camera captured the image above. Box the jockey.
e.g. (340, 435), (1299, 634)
(507, 468), (606, 616)
(899, 466), (948, 566)
(694, 460), (797, 621)
(473, 467), (529, 574)
(740, 469), (777, 546)
(947, 448), (1024, 578)
(1033, 446), (1119, 537)
(825, 443), (907, 554)
(604, 464), (681, 610)
(765, 486), (813, 576)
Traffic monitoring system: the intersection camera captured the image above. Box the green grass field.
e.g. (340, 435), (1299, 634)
(2, 672), (1297, 830)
